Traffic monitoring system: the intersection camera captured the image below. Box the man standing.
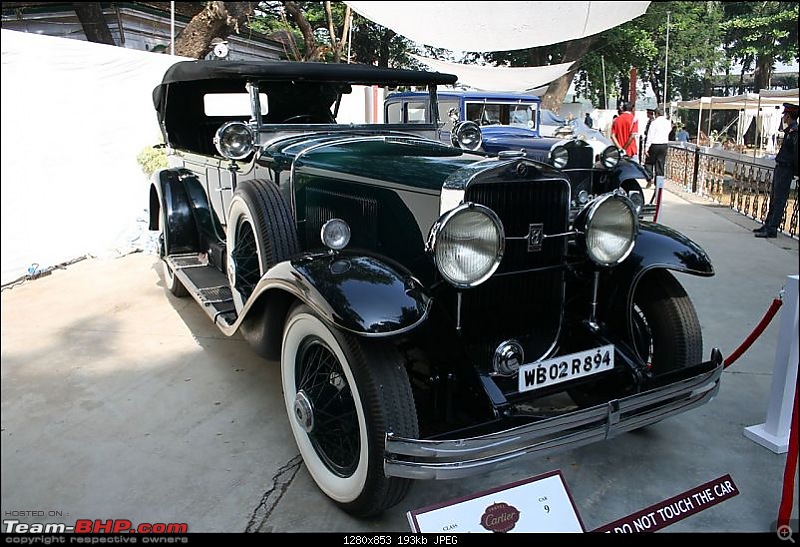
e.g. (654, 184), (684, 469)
(675, 124), (690, 142)
(611, 101), (639, 162)
(584, 112), (593, 128)
(755, 102), (798, 238)
(645, 107), (672, 179)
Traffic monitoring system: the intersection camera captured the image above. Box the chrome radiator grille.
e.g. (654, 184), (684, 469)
(456, 179), (569, 367)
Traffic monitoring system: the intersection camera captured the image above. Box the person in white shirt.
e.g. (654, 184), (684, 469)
(644, 107), (672, 178)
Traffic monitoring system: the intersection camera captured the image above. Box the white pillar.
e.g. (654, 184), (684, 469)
(743, 275), (799, 453)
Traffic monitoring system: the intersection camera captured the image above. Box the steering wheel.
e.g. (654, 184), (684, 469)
(281, 114), (317, 123)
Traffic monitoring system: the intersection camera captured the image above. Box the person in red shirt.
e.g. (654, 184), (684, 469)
(611, 101), (639, 161)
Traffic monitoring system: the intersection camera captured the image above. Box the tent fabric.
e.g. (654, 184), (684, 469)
(346, 1), (650, 52)
(1, 29), (186, 284)
(677, 90), (799, 110)
(411, 54), (573, 92)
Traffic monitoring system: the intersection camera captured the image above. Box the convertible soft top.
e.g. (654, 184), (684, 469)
(158, 60), (458, 86)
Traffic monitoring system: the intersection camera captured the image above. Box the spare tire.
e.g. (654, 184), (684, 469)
(226, 179), (299, 312)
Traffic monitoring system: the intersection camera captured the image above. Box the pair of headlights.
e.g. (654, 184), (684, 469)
(429, 195), (637, 288)
(551, 144), (621, 169)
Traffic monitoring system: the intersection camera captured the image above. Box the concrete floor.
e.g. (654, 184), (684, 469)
(2, 184), (798, 533)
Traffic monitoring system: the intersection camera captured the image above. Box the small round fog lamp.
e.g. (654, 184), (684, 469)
(321, 219), (351, 251)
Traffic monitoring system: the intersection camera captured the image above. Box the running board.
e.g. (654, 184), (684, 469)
(166, 254), (238, 329)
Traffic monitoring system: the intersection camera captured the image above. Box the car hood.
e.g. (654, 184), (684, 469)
(262, 133), (480, 192)
(477, 126), (562, 162)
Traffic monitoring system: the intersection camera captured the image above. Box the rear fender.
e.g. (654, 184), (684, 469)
(149, 169), (199, 255)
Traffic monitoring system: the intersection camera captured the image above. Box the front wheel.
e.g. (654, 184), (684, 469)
(281, 304), (418, 517)
(628, 269), (703, 373)
(570, 270), (702, 407)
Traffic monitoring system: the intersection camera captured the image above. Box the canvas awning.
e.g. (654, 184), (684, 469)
(345, 1), (650, 52)
(411, 54), (574, 92)
(677, 90), (799, 110)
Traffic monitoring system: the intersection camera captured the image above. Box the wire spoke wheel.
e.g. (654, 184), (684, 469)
(230, 220), (260, 302)
(281, 304), (418, 516)
(297, 337), (360, 477)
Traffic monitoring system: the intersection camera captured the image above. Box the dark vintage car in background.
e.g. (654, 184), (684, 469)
(149, 60), (722, 517)
(385, 90), (652, 216)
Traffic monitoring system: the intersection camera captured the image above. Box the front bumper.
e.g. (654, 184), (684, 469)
(384, 349), (723, 480)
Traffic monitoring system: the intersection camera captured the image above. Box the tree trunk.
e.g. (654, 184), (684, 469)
(378, 28), (395, 68)
(324, 2), (351, 63)
(541, 36), (598, 112)
(174, 1), (256, 60)
(753, 55), (773, 93)
(73, 3), (115, 45)
(285, 1), (324, 61)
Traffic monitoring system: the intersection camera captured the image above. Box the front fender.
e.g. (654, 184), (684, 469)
(613, 159), (649, 184)
(235, 252), (432, 357)
(606, 221), (713, 319)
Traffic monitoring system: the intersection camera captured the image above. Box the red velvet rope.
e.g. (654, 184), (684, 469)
(778, 388), (799, 527)
(723, 298), (784, 369)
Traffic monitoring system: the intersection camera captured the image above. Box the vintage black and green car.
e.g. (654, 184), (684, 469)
(149, 60), (723, 517)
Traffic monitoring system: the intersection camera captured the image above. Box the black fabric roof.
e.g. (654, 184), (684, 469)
(158, 60), (458, 86)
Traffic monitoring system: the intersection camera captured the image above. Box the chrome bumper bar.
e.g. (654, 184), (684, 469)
(384, 352), (723, 480)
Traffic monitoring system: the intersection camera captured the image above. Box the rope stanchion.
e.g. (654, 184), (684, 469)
(777, 388), (798, 528)
(723, 297), (784, 369)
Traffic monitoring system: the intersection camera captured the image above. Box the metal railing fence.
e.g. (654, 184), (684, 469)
(665, 144), (798, 239)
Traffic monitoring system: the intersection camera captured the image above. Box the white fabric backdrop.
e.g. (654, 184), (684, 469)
(1, 30), (186, 284)
(346, 1), (651, 51)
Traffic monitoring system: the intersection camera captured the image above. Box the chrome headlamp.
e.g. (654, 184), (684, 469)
(214, 121), (256, 160)
(451, 121), (482, 151)
(600, 145), (621, 168)
(429, 203), (504, 288)
(576, 194), (638, 266)
(550, 145), (569, 169)
(320, 219), (351, 251)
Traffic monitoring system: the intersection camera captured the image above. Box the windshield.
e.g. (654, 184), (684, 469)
(465, 102), (538, 129)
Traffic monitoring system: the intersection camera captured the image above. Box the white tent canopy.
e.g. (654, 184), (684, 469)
(411, 54), (574, 92)
(677, 90), (799, 110)
(676, 89), (798, 147)
(346, 1), (650, 52)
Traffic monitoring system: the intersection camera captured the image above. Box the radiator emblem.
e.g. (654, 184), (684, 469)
(527, 223), (544, 252)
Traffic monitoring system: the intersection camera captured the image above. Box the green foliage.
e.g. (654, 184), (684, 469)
(253, 1), (416, 66)
(137, 143), (168, 179)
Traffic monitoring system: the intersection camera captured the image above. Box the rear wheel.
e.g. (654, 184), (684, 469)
(281, 304), (418, 516)
(158, 209), (188, 298)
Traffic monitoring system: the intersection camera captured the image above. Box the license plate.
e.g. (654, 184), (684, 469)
(518, 345), (615, 392)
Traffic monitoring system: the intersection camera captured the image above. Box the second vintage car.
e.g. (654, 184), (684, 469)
(385, 90), (653, 216)
(149, 60), (722, 517)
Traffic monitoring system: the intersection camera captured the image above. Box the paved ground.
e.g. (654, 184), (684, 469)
(1, 184), (798, 534)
